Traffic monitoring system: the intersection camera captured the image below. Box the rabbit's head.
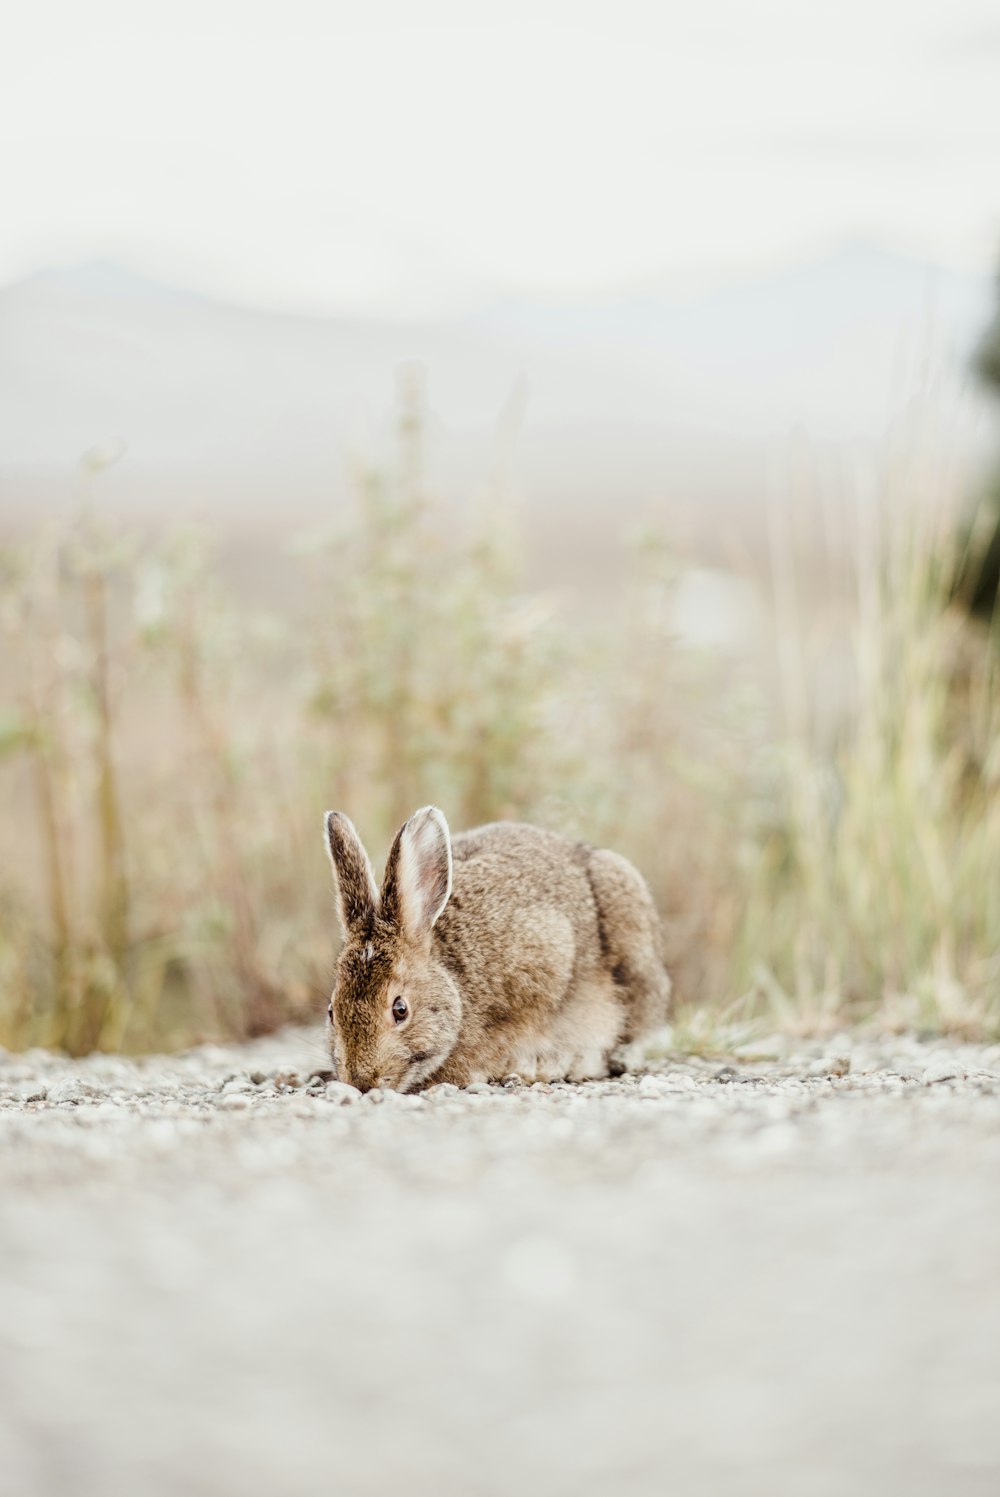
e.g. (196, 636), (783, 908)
(323, 806), (461, 1093)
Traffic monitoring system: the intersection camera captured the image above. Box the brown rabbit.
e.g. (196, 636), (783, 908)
(323, 807), (671, 1093)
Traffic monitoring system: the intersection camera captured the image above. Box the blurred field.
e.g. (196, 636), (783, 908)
(1, 379), (998, 1054)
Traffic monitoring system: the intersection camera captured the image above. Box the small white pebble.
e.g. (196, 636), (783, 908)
(218, 1094), (250, 1111)
(922, 1058), (965, 1085)
(323, 1081), (360, 1105)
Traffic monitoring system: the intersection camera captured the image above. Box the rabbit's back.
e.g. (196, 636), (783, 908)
(447, 821), (597, 937)
(428, 821), (670, 1084)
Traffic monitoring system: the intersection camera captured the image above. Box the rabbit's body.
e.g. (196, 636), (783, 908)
(324, 808), (670, 1093)
(431, 823), (667, 1085)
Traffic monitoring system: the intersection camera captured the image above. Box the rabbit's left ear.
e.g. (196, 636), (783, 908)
(381, 806), (452, 939)
(324, 811), (379, 936)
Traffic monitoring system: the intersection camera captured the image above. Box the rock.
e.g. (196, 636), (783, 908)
(220, 1076), (255, 1096)
(273, 1072), (302, 1090)
(2, 1080), (49, 1103)
(218, 1094), (250, 1111)
(373, 1089), (422, 1107)
(322, 1082), (361, 1105)
(922, 1057), (965, 1085)
(805, 1055), (852, 1079)
(46, 1079), (101, 1105)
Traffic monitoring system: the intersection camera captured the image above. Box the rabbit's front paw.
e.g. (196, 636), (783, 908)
(567, 1050), (611, 1082)
(609, 1039), (650, 1077)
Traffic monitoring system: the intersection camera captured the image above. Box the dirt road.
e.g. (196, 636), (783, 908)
(1, 1030), (998, 1496)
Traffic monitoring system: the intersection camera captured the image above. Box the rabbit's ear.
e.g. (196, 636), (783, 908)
(324, 812), (379, 936)
(381, 806), (452, 940)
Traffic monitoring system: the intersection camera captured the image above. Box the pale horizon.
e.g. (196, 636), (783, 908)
(4, 0), (999, 318)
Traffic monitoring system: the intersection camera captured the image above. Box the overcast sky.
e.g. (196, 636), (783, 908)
(3, 0), (999, 315)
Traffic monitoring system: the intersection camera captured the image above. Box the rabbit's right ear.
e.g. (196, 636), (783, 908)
(380, 805), (452, 941)
(324, 812), (378, 936)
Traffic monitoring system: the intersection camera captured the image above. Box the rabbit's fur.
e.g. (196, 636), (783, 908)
(323, 806), (671, 1093)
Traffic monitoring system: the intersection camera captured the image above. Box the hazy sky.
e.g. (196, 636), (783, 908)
(3, 0), (999, 314)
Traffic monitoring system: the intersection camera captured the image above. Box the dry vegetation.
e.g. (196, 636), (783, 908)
(1, 388), (998, 1054)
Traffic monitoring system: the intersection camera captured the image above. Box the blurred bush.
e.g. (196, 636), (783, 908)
(1, 385), (998, 1053)
(742, 499), (1000, 1038)
(955, 268), (1000, 620)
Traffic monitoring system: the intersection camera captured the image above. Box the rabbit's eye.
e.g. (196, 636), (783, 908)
(327, 1002), (333, 1022)
(391, 996), (409, 1023)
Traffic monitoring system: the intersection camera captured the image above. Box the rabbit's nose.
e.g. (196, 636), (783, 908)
(354, 1074), (388, 1094)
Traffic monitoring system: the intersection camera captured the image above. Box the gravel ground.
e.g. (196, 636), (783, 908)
(1, 1028), (999, 1497)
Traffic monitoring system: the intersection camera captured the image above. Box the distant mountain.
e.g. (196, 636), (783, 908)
(470, 245), (992, 435)
(0, 246), (993, 535)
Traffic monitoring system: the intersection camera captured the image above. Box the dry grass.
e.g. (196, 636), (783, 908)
(1, 388), (998, 1053)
